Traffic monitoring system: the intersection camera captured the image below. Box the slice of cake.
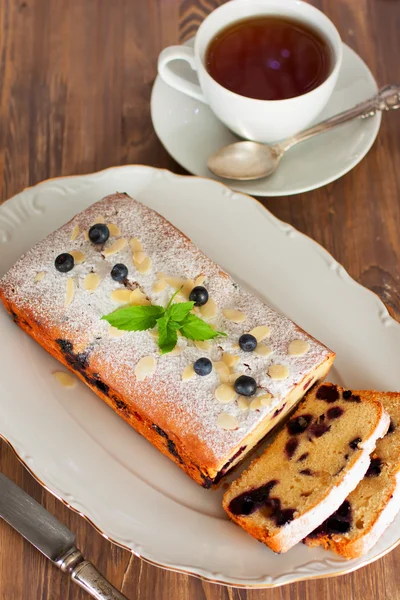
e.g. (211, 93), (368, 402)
(305, 391), (400, 558)
(0, 193), (334, 487)
(223, 383), (390, 552)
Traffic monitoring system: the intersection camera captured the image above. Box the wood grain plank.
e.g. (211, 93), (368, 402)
(179, 0), (223, 42)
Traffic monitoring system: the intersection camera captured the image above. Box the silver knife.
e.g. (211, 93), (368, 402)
(0, 472), (129, 600)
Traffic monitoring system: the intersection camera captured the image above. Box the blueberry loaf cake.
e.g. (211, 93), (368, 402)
(0, 193), (334, 487)
(223, 383), (390, 552)
(305, 391), (400, 558)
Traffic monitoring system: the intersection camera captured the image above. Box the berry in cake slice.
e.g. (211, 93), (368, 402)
(305, 391), (400, 558)
(223, 383), (390, 553)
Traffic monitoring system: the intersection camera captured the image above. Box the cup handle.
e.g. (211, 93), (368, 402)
(157, 46), (208, 104)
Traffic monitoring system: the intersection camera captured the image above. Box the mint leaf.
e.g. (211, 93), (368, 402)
(102, 305), (165, 331)
(100, 289), (228, 353)
(157, 316), (180, 354)
(166, 301), (195, 323)
(180, 314), (226, 341)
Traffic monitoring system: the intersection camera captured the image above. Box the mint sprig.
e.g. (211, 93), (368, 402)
(102, 288), (226, 354)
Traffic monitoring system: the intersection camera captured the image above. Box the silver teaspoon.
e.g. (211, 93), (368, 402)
(207, 84), (400, 181)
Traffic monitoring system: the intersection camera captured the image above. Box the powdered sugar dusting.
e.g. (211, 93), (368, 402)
(0, 194), (332, 465)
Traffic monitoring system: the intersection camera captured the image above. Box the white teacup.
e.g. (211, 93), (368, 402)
(158, 0), (342, 143)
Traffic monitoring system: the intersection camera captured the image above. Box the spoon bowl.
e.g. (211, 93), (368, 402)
(207, 141), (282, 180)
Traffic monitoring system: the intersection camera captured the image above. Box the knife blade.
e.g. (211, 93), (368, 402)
(0, 472), (75, 561)
(0, 473), (128, 600)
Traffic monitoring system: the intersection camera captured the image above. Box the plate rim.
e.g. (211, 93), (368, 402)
(0, 164), (399, 589)
(150, 42), (382, 197)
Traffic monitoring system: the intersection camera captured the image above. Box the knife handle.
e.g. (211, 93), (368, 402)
(57, 547), (129, 600)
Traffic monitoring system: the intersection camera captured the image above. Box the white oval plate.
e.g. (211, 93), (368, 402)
(151, 41), (381, 196)
(0, 166), (399, 589)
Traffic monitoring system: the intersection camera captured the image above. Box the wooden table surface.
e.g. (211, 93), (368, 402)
(0, 0), (399, 598)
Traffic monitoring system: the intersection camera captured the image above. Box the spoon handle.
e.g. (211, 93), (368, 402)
(281, 84), (400, 152)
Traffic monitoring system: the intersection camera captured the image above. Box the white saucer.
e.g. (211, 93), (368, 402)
(151, 41), (381, 196)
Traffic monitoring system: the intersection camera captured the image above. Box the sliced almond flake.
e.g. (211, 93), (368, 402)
(135, 356), (156, 381)
(149, 329), (159, 339)
(180, 278), (195, 300)
(222, 308), (246, 323)
(53, 371), (76, 388)
(232, 342), (240, 350)
(109, 325), (125, 338)
(108, 223), (121, 236)
(255, 344), (273, 357)
(152, 279), (167, 293)
(194, 275), (206, 286)
(130, 288), (150, 305)
(156, 271), (165, 280)
(229, 372), (241, 384)
(182, 364), (195, 381)
(214, 361), (230, 383)
(70, 250), (85, 264)
(215, 384), (237, 404)
(249, 325), (271, 342)
(194, 340), (212, 351)
(83, 230), (89, 241)
(135, 256), (152, 274)
(200, 297), (217, 320)
(91, 215), (105, 225)
(70, 224), (80, 241)
(222, 352), (239, 369)
(237, 397), (250, 411)
(84, 273), (100, 293)
(250, 398), (262, 411)
(288, 339), (310, 356)
(164, 276), (186, 289)
(130, 238), (143, 252)
(269, 364), (289, 380)
(169, 345), (183, 356)
(103, 237), (127, 257)
(133, 250), (146, 264)
(34, 271), (46, 283)
(217, 413), (239, 430)
(259, 393), (274, 407)
(111, 288), (132, 304)
(65, 278), (75, 307)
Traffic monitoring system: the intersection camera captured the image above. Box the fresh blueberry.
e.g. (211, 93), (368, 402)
(189, 286), (209, 306)
(88, 223), (110, 244)
(55, 253), (74, 273)
(239, 333), (257, 352)
(234, 375), (257, 396)
(193, 357), (212, 376)
(111, 263), (128, 282)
